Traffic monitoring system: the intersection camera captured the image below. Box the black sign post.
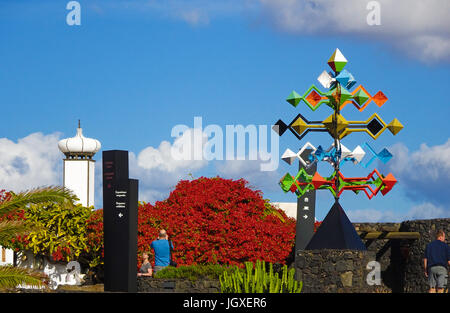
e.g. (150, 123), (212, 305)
(295, 149), (317, 253)
(102, 150), (138, 292)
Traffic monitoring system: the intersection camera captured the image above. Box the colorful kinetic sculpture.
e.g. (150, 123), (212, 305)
(273, 49), (404, 250)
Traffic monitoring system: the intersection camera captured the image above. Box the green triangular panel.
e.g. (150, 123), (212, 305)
(286, 91), (302, 107)
(279, 173), (295, 192)
(334, 61), (347, 72)
(339, 87), (352, 104)
(353, 89), (370, 106)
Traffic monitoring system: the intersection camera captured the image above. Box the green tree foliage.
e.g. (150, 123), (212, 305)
(24, 203), (94, 263)
(0, 186), (78, 290)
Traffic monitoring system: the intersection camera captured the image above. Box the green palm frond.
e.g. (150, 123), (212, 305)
(0, 220), (43, 247)
(0, 186), (78, 216)
(0, 266), (47, 290)
(263, 200), (286, 223)
(0, 220), (29, 246)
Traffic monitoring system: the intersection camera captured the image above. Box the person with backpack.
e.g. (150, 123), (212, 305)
(150, 229), (176, 274)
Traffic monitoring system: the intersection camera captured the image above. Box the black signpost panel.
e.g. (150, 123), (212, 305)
(295, 149), (317, 253)
(103, 150), (138, 292)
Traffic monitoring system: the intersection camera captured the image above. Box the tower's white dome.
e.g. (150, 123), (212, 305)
(58, 123), (101, 159)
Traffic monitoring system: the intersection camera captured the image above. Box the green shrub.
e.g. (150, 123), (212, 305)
(153, 264), (239, 281)
(219, 260), (302, 293)
(4, 202), (95, 264)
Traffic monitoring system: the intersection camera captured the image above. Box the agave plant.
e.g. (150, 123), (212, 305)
(0, 186), (78, 291)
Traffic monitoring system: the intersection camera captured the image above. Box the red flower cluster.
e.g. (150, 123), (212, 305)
(51, 247), (70, 261)
(314, 221), (322, 232)
(0, 190), (24, 221)
(84, 209), (104, 266)
(0, 189), (12, 203)
(0, 189), (29, 250)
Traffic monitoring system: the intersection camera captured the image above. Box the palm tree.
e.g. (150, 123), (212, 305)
(0, 186), (78, 290)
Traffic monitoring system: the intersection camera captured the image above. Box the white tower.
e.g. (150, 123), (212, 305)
(58, 121), (101, 207)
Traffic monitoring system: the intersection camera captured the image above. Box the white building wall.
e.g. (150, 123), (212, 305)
(63, 159), (95, 207)
(0, 246), (14, 265)
(271, 202), (298, 219)
(271, 202), (319, 222)
(88, 160), (95, 207)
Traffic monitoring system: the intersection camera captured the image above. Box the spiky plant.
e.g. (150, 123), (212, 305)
(0, 266), (48, 291)
(0, 186), (78, 291)
(0, 186), (78, 216)
(0, 186), (78, 244)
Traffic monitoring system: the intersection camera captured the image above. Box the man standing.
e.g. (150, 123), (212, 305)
(150, 229), (174, 274)
(423, 229), (450, 293)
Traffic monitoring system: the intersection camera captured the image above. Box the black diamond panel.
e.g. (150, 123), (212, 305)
(273, 119), (288, 136)
(367, 118), (384, 136)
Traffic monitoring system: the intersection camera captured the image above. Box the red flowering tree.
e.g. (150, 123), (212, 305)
(86, 177), (296, 268)
(84, 209), (104, 268)
(137, 177), (296, 267)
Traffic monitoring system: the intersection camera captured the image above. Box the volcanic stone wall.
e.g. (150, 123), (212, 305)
(137, 277), (220, 293)
(295, 219), (449, 293)
(400, 218), (450, 293)
(295, 249), (378, 293)
(354, 222), (407, 293)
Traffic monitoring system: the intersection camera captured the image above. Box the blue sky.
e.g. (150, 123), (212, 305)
(0, 0), (449, 222)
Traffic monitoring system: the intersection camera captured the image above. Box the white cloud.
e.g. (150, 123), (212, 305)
(137, 128), (208, 173)
(129, 152), (183, 203)
(95, 0), (253, 27)
(398, 35), (450, 63)
(134, 145), (281, 203)
(215, 152), (281, 193)
(347, 202), (449, 222)
(0, 132), (62, 193)
(178, 8), (210, 26)
(0, 129), (210, 205)
(380, 139), (450, 207)
(258, 0), (450, 34)
(89, 0), (450, 62)
(0, 129), (278, 206)
(132, 125), (281, 202)
(347, 208), (399, 223)
(346, 138), (450, 222)
(256, 0), (450, 62)
(404, 202), (449, 221)
(128, 128), (210, 203)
